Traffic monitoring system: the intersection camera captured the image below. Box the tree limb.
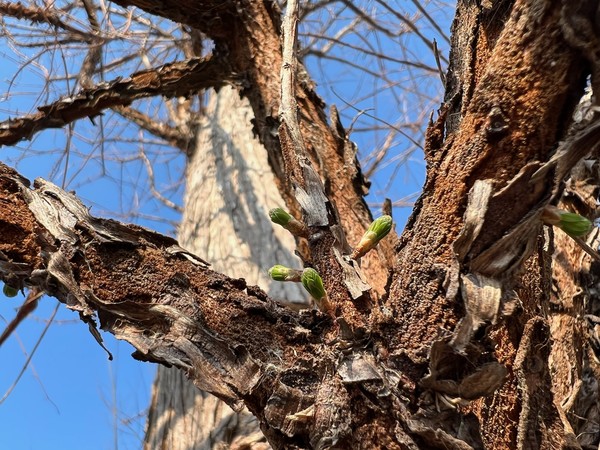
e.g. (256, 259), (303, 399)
(0, 162), (295, 402)
(0, 55), (236, 147)
(112, 105), (191, 151)
(109, 0), (398, 296)
(0, 161), (418, 448)
(0, 2), (93, 39)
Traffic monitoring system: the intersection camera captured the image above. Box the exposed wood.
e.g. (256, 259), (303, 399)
(547, 147), (600, 449)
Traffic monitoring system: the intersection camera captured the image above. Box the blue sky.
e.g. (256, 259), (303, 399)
(0, 2), (453, 449)
(0, 300), (152, 450)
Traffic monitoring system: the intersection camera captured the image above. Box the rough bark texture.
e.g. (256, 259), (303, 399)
(0, 0), (599, 449)
(143, 86), (304, 450)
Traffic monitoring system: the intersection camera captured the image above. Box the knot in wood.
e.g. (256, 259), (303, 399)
(486, 106), (509, 137)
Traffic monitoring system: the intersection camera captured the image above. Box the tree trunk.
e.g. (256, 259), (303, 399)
(143, 86), (304, 450)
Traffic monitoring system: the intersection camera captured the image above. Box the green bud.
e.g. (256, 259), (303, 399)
(368, 215), (393, 237)
(352, 215), (393, 259)
(558, 212), (593, 237)
(301, 268), (326, 301)
(268, 265), (302, 282)
(269, 208), (292, 226)
(268, 208), (308, 237)
(3, 284), (18, 298)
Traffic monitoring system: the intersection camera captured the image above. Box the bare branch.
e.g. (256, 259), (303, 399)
(0, 2), (93, 39)
(0, 162), (296, 402)
(138, 145), (184, 212)
(280, 0), (309, 160)
(0, 288), (43, 348)
(408, 0), (451, 44)
(372, 0), (449, 64)
(0, 161), (389, 448)
(0, 55), (236, 147)
(78, 0), (103, 89)
(301, 33), (439, 73)
(112, 105), (191, 151)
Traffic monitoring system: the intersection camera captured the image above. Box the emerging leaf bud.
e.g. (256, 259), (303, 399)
(351, 215), (393, 259)
(558, 212), (593, 237)
(268, 265), (302, 282)
(301, 268), (326, 300)
(301, 268), (333, 315)
(3, 284), (18, 298)
(269, 208), (308, 237)
(269, 208), (293, 226)
(542, 206), (593, 238)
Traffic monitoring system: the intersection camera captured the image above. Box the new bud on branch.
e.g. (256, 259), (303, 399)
(268, 265), (303, 282)
(269, 265), (333, 316)
(269, 208), (293, 226)
(541, 205), (593, 238)
(351, 215), (393, 259)
(269, 208), (308, 237)
(2, 283), (18, 297)
(301, 268), (326, 301)
(301, 268), (333, 316)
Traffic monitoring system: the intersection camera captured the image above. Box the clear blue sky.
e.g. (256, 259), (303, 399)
(0, 2), (453, 449)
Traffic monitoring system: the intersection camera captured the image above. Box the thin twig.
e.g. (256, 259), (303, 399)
(0, 300), (59, 405)
(0, 289), (44, 348)
(113, 105), (191, 151)
(331, 88), (424, 150)
(0, 2), (93, 39)
(138, 144), (184, 213)
(0, 55), (234, 148)
(409, 0), (451, 44)
(573, 235), (600, 262)
(433, 39), (447, 87)
(372, 0), (449, 65)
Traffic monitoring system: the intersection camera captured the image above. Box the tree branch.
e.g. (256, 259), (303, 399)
(0, 2), (93, 39)
(0, 160), (270, 390)
(0, 162), (294, 398)
(112, 105), (191, 151)
(0, 161), (417, 448)
(0, 55), (236, 147)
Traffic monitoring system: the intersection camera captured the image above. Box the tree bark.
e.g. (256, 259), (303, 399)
(0, 0), (599, 449)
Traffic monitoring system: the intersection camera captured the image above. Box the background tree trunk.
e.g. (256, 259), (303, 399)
(143, 86), (305, 449)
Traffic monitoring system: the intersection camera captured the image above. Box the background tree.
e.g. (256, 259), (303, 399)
(0, 1), (599, 450)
